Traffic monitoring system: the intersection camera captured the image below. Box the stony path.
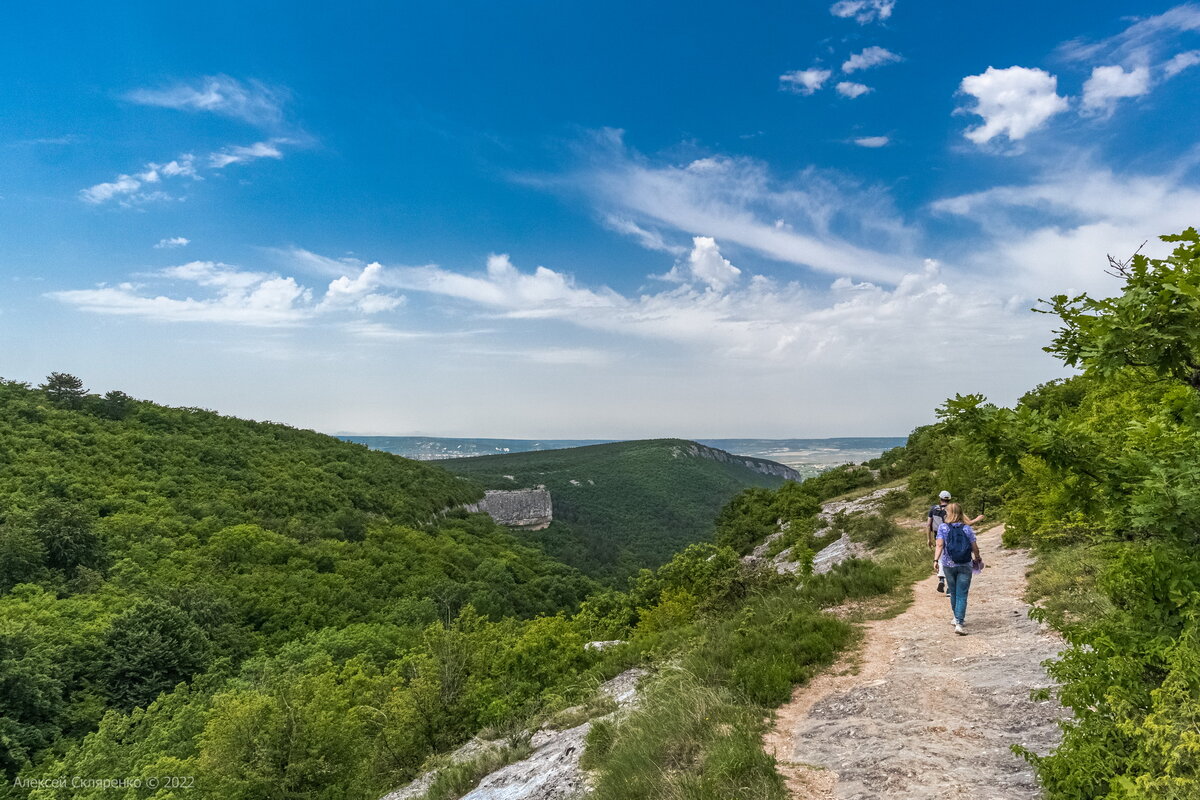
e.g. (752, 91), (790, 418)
(765, 525), (1068, 800)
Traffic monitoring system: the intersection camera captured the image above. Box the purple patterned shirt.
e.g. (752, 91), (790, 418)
(936, 523), (977, 567)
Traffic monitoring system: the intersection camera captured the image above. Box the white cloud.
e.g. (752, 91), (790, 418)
(836, 81), (872, 98)
(209, 140), (286, 168)
(319, 262), (405, 313)
(854, 136), (890, 148)
(1163, 49), (1200, 77)
(1058, 5), (1200, 66)
(931, 160), (1200, 298)
(126, 75), (287, 128)
(154, 237), (190, 249)
(560, 131), (915, 284)
(957, 66), (1069, 145)
(80, 174), (144, 205)
(603, 215), (687, 254)
(1081, 65), (1151, 115)
(829, 0), (895, 24)
(50, 260), (408, 327)
(842, 46), (902, 73)
(780, 68), (832, 95)
(51, 262), (311, 326)
(661, 236), (742, 290)
(378, 253), (623, 316)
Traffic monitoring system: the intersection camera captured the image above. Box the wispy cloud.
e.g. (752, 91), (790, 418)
(79, 155), (197, 206)
(554, 130), (916, 284)
(957, 66), (1069, 145)
(1057, 4), (1200, 65)
(154, 237), (190, 249)
(853, 136), (890, 148)
(209, 140), (287, 169)
(125, 75), (288, 128)
(829, 0), (895, 24)
(842, 46), (902, 73)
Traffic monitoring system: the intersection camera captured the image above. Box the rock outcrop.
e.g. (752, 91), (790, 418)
(743, 485), (904, 575)
(465, 488), (553, 530)
(671, 442), (805, 482)
(381, 668), (647, 800)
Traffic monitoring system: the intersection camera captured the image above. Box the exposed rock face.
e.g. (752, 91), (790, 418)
(671, 442), (804, 482)
(380, 668), (647, 800)
(743, 485), (904, 575)
(465, 488), (553, 530)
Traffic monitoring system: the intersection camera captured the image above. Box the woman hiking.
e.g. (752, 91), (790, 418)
(932, 502), (983, 636)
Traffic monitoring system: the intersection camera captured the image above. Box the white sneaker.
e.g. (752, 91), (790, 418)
(955, 623), (966, 635)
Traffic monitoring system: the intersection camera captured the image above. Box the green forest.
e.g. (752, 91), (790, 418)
(440, 440), (790, 582)
(2, 227), (1198, 799)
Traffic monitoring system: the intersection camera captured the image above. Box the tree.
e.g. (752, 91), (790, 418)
(102, 601), (211, 710)
(39, 372), (87, 409)
(1041, 227), (1200, 390)
(33, 503), (106, 576)
(98, 389), (134, 420)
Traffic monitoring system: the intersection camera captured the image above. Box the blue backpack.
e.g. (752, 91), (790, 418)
(945, 523), (973, 564)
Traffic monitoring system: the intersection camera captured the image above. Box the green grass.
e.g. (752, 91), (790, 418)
(441, 439), (793, 582)
(416, 739), (534, 800)
(1023, 542), (1117, 631)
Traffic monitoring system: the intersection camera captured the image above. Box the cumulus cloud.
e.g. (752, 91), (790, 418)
(780, 68), (832, 95)
(1081, 65), (1151, 115)
(829, 0), (895, 24)
(957, 66), (1069, 145)
(209, 140), (286, 168)
(660, 237), (743, 290)
(842, 46), (902, 73)
(836, 81), (872, 98)
(154, 237), (190, 249)
(50, 260), (405, 326)
(126, 75), (288, 128)
(853, 136), (890, 147)
(319, 262), (404, 313)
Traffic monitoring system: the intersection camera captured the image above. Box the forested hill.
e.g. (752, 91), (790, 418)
(0, 377), (596, 788)
(440, 438), (797, 582)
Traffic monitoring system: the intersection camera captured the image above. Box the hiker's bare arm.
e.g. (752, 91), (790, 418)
(933, 540), (944, 569)
(972, 541), (982, 560)
(968, 514), (984, 525)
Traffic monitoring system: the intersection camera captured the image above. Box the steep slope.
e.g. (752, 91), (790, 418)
(441, 439), (799, 581)
(0, 378), (595, 786)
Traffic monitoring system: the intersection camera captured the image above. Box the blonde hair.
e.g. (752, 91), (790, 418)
(944, 502), (965, 524)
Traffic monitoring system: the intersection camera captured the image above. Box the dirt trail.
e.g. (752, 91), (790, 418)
(765, 525), (1068, 800)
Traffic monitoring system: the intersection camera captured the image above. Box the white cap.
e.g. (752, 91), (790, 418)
(938, 490), (952, 499)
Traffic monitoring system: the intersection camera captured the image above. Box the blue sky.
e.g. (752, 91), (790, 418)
(3, 1), (1199, 437)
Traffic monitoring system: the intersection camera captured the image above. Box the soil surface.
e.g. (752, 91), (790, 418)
(765, 524), (1068, 800)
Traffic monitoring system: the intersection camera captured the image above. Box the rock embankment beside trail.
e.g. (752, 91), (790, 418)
(745, 485), (904, 575)
(381, 668), (646, 800)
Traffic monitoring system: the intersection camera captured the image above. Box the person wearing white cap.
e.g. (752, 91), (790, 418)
(928, 490), (983, 593)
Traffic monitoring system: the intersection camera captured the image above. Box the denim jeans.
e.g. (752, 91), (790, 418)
(944, 564), (973, 623)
